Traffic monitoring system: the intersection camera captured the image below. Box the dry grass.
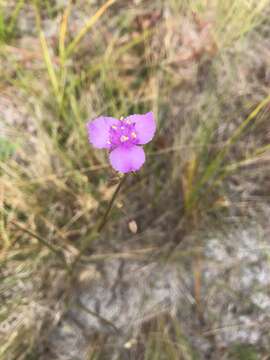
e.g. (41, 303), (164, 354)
(1, 0), (270, 358)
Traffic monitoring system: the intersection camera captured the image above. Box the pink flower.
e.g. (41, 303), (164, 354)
(87, 112), (156, 173)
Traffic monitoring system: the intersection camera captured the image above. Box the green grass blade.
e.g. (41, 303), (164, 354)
(39, 31), (60, 101)
(66, 0), (116, 57)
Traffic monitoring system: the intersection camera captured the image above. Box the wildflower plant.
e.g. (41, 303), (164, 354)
(83, 112), (156, 238)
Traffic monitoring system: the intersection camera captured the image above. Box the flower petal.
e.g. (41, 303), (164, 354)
(109, 145), (145, 173)
(125, 112), (156, 144)
(87, 116), (119, 149)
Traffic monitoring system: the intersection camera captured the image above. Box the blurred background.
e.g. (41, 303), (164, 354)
(1, 0), (270, 359)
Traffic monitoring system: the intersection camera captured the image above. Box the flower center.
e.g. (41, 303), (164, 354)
(108, 119), (138, 149)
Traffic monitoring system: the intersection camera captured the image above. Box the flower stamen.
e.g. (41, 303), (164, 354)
(120, 135), (129, 143)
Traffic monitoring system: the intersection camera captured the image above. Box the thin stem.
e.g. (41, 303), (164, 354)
(76, 298), (120, 334)
(71, 174), (128, 272)
(10, 219), (70, 272)
(97, 174), (128, 232)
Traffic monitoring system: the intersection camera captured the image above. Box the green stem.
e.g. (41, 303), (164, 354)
(97, 174), (128, 233)
(71, 174), (128, 271)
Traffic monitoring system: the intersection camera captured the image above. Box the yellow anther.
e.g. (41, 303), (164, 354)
(120, 135), (129, 142)
(111, 125), (117, 130)
(120, 116), (124, 120)
(131, 132), (137, 139)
